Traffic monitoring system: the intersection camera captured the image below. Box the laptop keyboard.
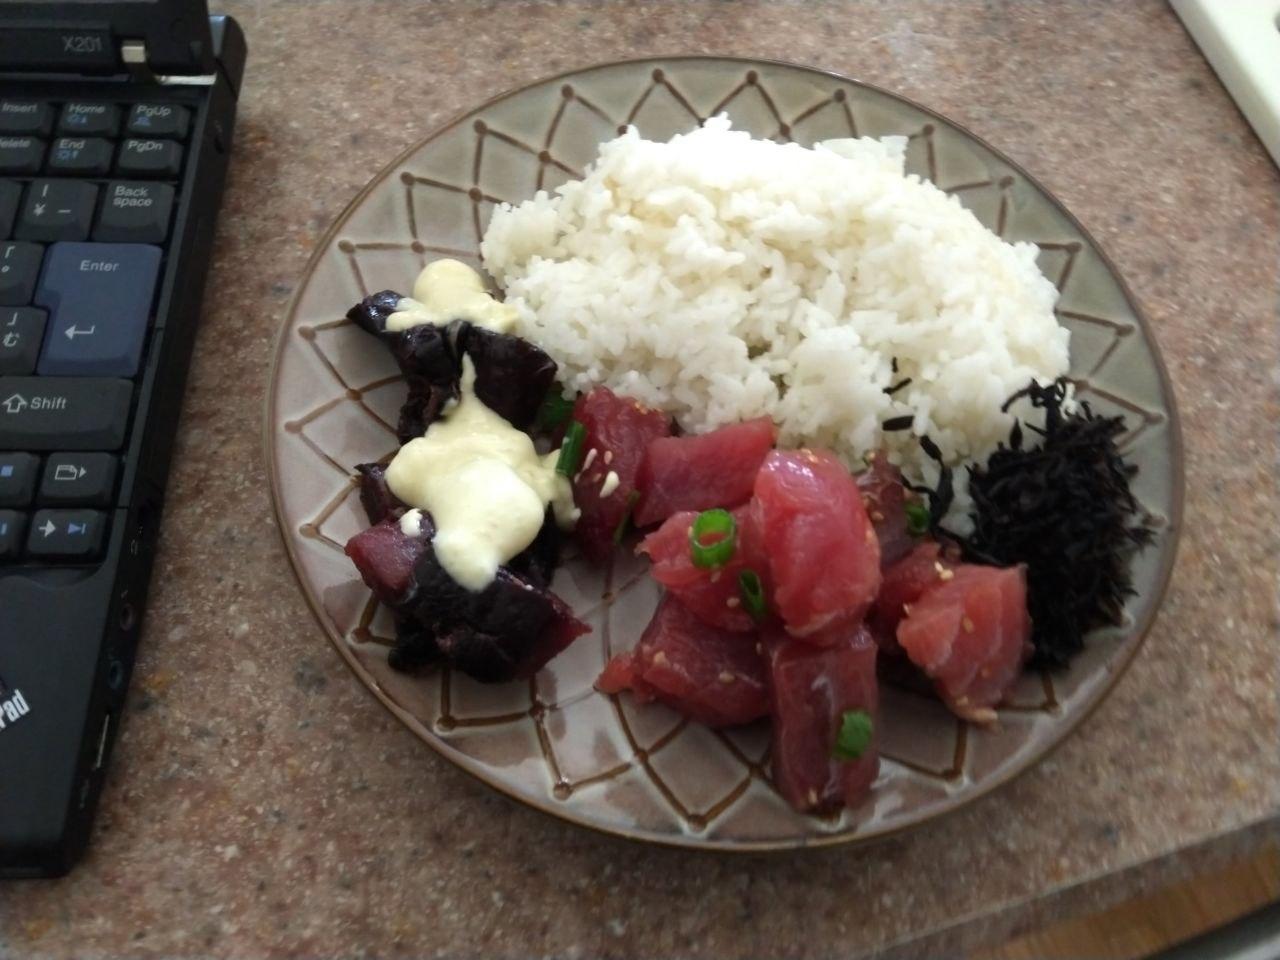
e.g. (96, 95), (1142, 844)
(0, 96), (187, 564)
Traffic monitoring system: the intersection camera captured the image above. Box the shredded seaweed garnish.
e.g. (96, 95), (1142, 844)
(884, 377), (913, 396)
(882, 415), (915, 432)
(916, 378), (1154, 668)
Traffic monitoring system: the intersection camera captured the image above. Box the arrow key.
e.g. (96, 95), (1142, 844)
(39, 452), (117, 506)
(26, 508), (106, 560)
(15, 179), (97, 243)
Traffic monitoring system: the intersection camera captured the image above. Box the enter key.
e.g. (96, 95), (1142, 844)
(35, 242), (161, 377)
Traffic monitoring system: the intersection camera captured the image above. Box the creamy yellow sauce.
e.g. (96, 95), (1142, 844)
(386, 358), (577, 591)
(386, 259), (519, 334)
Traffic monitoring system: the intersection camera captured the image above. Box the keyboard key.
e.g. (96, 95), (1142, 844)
(59, 103), (120, 138)
(15, 180), (98, 243)
(0, 136), (45, 175)
(0, 376), (132, 451)
(35, 242), (160, 376)
(117, 139), (183, 178)
(0, 180), (18, 239)
(0, 307), (46, 375)
(0, 452), (38, 506)
(47, 137), (114, 176)
(93, 182), (173, 244)
(26, 508), (106, 560)
(0, 242), (42, 305)
(0, 101), (53, 137)
(38, 452), (117, 506)
(126, 104), (190, 140)
(0, 509), (24, 559)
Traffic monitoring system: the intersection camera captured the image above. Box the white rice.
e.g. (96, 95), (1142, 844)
(481, 116), (1068, 501)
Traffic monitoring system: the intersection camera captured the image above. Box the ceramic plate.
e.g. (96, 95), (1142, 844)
(267, 57), (1182, 851)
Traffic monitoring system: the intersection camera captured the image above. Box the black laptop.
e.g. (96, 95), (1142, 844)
(0, 0), (245, 876)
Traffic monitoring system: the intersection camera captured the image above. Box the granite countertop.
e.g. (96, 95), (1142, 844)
(2, 2), (1277, 957)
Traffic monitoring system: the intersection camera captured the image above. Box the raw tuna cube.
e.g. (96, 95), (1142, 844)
(571, 387), (671, 561)
(634, 417), (777, 528)
(753, 449), (882, 640)
(896, 564), (1032, 724)
(638, 504), (770, 632)
(855, 453), (916, 569)
(869, 541), (957, 652)
(345, 517), (430, 604)
(766, 621), (880, 812)
(595, 651), (656, 703)
(596, 594), (768, 727)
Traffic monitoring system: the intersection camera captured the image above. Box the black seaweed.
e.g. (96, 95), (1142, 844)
(458, 324), (559, 432)
(346, 289), (405, 337)
(882, 415), (915, 432)
(949, 378), (1154, 668)
(355, 462), (407, 524)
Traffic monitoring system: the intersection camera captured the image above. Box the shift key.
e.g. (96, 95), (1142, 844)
(0, 377), (132, 450)
(35, 242), (161, 377)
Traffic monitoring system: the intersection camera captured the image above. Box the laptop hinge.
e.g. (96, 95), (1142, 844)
(120, 39), (217, 87)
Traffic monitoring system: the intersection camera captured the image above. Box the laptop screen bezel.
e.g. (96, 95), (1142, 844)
(0, 0), (214, 74)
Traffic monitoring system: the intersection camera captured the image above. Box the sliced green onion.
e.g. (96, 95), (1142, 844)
(904, 501), (930, 536)
(738, 569), (766, 622)
(833, 710), (874, 761)
(555, 421), (586, 477)
(613, 491), (641, 545)
(689, 508), (737, 569)
(535, 387), (575, 432)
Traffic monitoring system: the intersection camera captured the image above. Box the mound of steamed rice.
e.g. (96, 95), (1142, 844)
(481, 116), (1068, 494)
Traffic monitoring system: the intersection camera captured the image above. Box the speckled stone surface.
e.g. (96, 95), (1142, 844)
(1, 2), (1276, 957)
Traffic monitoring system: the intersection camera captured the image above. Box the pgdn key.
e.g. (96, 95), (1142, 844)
(35, 242), (161, 377)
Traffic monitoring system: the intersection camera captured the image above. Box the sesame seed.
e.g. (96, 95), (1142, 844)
(755, 643), (763, 655)
(871, 510), (885, 522)
(726, 596), (740, 608)
(652, 651), (669, 666)
(581, 448), (598, 471)
(718, 671), (735, 684)
(603, 450), (613, 465)
(807, 789), (818, 806)
(939, 568), (954, 581)
(902, 603), (913, 615)
(710, 569), (722, 583)
(962, 617), (975, 633)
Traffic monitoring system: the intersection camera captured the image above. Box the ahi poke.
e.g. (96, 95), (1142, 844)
(341, 119), (1152, 814)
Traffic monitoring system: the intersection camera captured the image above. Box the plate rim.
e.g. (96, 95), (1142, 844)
(263, 54), (1185, 852)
